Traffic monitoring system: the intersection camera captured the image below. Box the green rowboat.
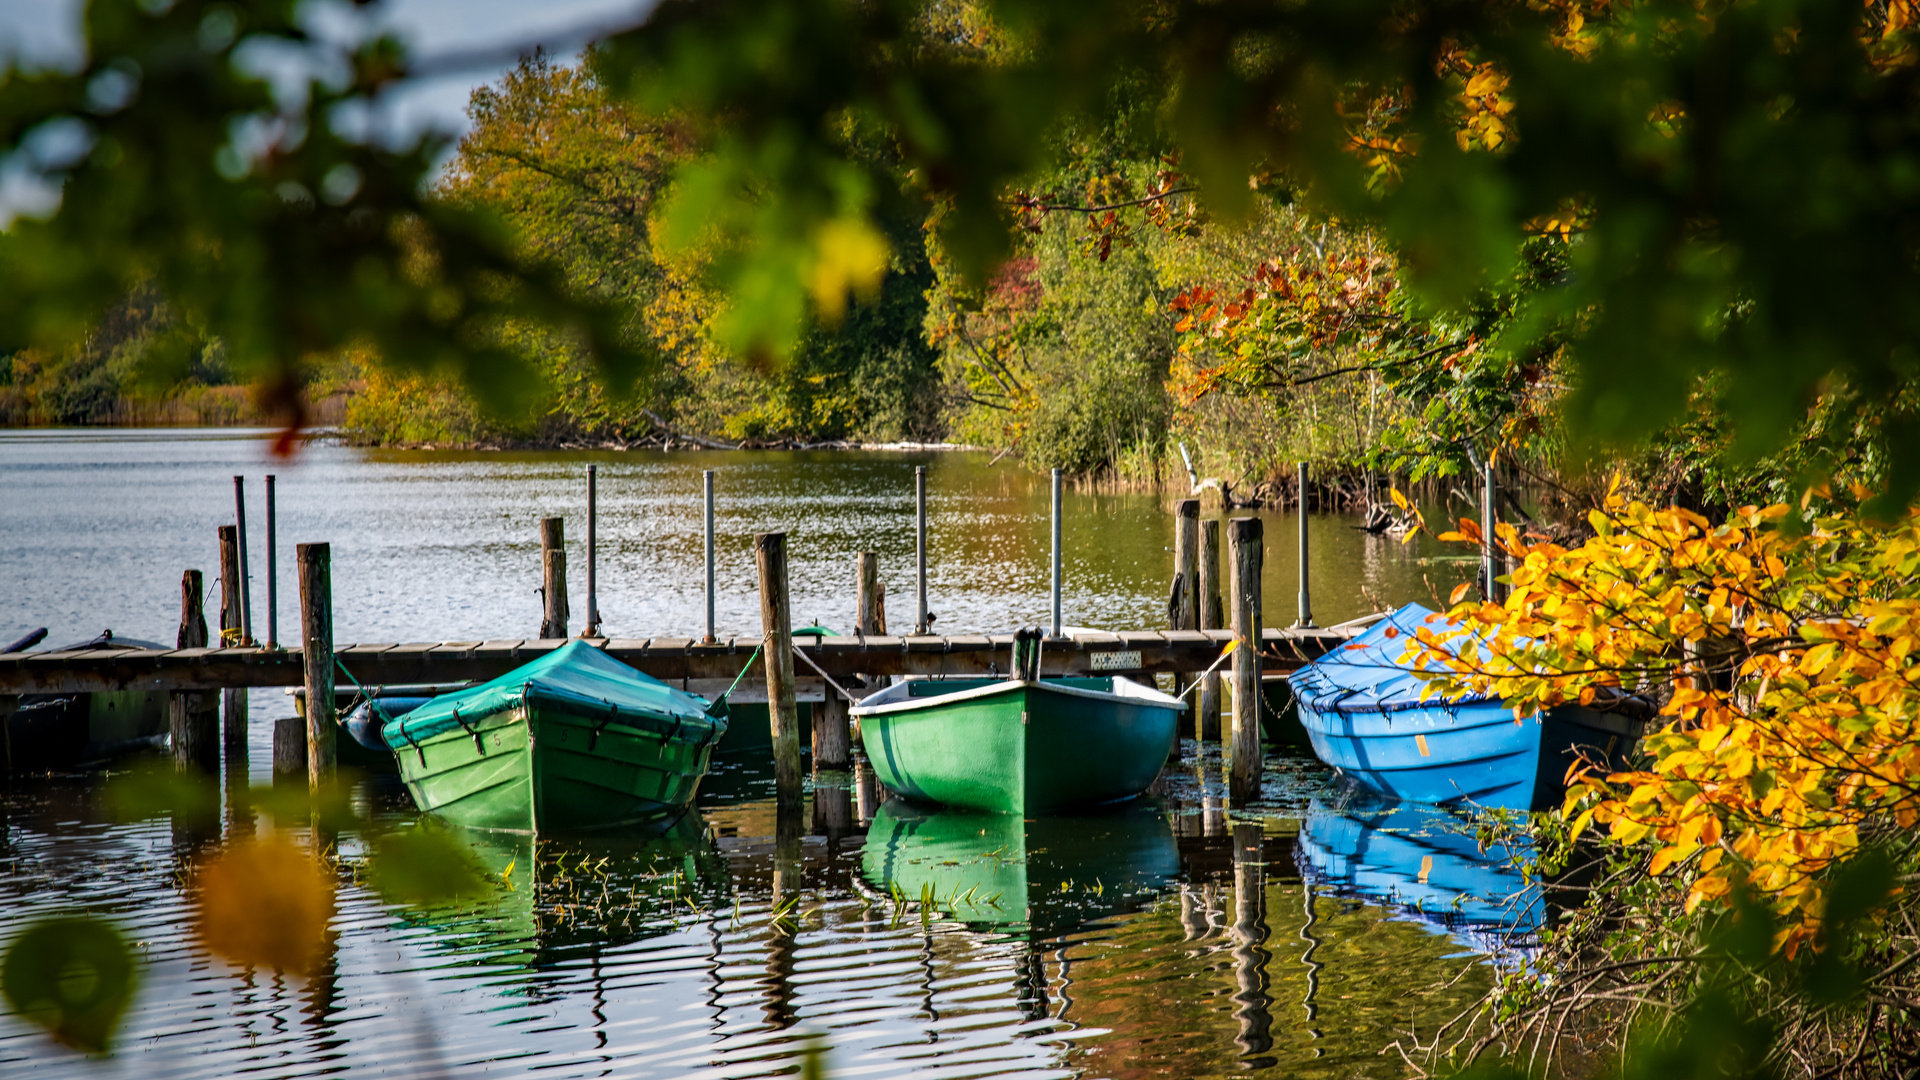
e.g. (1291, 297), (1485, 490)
(851, 674), (1183, 814)
(382, 641), (726, 832)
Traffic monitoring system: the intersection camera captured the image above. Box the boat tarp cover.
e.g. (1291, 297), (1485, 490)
(382, 640), (722, 746)
(1290, 603), (1500, 716)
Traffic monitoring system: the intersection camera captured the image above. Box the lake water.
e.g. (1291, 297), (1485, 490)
(0, 430), (1522, 1079)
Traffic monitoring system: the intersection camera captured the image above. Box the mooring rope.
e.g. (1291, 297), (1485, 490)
(710, 642), (764, 713)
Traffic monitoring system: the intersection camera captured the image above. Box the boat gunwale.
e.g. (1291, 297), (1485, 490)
(849, 675), (1185, 718)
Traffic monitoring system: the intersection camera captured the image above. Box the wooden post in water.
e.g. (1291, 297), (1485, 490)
(170, 692), (217, 772)
(1198, 519), (1223, 741)
(1173, 498), (1200, 702)
(1228, 517), (1264, 803)
(178, 569), (208, 649)
(273, 716), (306, 785)
(299, 543), (336, 789)
(856, 552), (882, 634)
(814, 693), (851, 772)
(218, 526), (242, 645)
(216, 528), (249, 756)
(756, 532), (803, 811)
(173, 566), (218, 772)
(540, 517), (568, 638)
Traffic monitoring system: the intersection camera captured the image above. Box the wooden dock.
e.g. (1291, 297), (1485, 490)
(0, 627), (1347, 697)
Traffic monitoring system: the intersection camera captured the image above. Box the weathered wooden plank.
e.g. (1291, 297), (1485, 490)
(902, 635), (947, 653)
(646, 637), (694, 652)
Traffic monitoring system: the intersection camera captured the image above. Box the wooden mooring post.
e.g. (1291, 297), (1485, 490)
(756, 531), (803, 811)
(1228, 517), (1264, 803)
(540, 517), (568, 638)
(299, 543), (336, 789)
(173, 567), (217, 772)
(216, 527), (249, 759)
(273, 716), (306, 785)
(1198, 519), (1223, 741)
(856, 552), (883, 634)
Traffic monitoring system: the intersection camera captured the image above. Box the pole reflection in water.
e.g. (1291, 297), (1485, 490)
(1231, 822), (1277, 1068)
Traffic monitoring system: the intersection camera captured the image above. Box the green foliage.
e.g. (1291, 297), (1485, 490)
(0, 0), (653, 428)
(1, 917), (137, 1053)
(365, 823), (494, 906)
(588, 0), (1920, 502)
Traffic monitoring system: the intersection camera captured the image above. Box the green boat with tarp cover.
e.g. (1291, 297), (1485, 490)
(382, 640), (727, 832)
(851, 629), (1184, 815)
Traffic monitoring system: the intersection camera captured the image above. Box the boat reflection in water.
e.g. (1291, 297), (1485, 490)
(860, 797), (1181, 936)
(389, 809), (726, 981)
(1297, 783), (1542, 959)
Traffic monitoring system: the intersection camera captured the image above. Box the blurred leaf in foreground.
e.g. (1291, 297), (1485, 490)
(0, 916), (137, 1054)
(194, 835), (336, 976)
(366, 823), (492, 906)
(101, 763), (218, 829)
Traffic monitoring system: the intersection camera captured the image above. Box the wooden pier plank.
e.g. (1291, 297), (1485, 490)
(0, 627), (1348, 694)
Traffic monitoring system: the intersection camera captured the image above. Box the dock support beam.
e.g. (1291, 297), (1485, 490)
(540, 517), (567, 639)
(1199, 519), (1223, 742)
(914, 466), (929, 634)
(170, 691), (217, 773)
(756, 531), (803, 811)
(298, 543), (336, 790)
(1296, 461), (1314, 629)
(273, 716), (306, 785)
(814, 693), (851, 773)
(585, 466), (602, 637)
(1050, 468), (1063, 638)
(1229, 517), (1264, 803)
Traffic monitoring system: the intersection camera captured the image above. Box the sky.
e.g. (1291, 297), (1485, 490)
(0, 0), (656, 219)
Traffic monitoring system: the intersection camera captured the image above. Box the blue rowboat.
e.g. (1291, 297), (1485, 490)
(1291, 604), (1642, 812)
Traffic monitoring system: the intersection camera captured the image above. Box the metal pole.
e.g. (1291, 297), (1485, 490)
(1296, 461), (1314, 628)
(264, 474), (277, 649)
(1050, 468), (1063, 638)
(915, 465), (928, 634)
(1481, 453), (1500, 603)
(232, 475), (254, 646)
(585, 465), (601, 637)
(703, 469), (716, 644)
